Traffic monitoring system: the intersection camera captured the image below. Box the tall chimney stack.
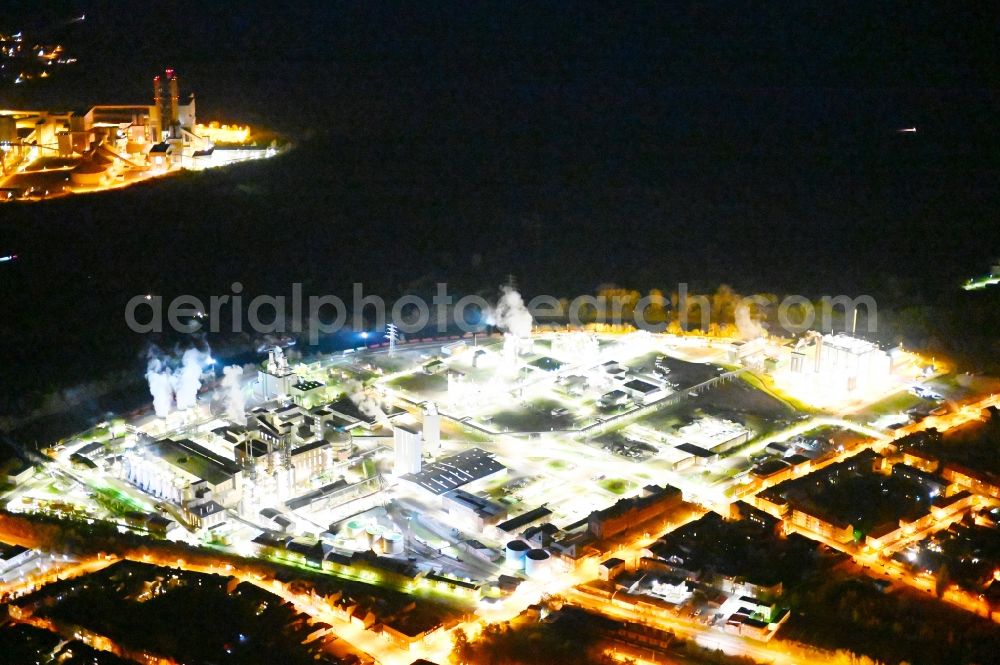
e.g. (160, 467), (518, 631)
(153, 74), (162, 107)
(152, 75), (164, 141)
(167, 69), (180, 127)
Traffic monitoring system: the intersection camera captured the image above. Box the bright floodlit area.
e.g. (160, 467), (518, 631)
(7, 322), (998, 664)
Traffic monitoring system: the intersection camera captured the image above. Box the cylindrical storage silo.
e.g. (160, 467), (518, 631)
(525, 549), (551, 578)
(365, 524), (384, 549)
(505, 540), (530, 569)
(324, 429), (353, 455)
(381, 531), (404, 555)
(344, 519), (365, 539)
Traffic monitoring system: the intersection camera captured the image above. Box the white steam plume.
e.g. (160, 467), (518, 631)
(221, 365), (246, 425)
(488, 286), (533, 338)
(146, 356), (174, 418)
(145, 346), (213, 418)
(345, 380), (390, 427)
(172, 348), (210, 411)
(735, 302), (765, 339)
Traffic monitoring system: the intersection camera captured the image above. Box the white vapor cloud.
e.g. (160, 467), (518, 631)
(146, 356), (174, 418)
(345, 379), (390, 426)
(487, 286), (533, 338)
(221, 365), (246, 426)
(735, 302), (765, 339)
(145, 346), (213, 418)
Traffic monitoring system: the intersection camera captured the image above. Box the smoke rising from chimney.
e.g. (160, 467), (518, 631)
(735, 302), (765, 340)
(221, 365), (246, 425)
(345, 379), (390, 427)
(144, 345), (213, 418)
(146, 356), (174, 418)
(487, 286), (533, 338)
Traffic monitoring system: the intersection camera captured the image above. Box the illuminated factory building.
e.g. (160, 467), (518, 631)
(0, 69), (268, 198)
(17, 309), (993, 664)
(789, 332), (891, 392)
(257, 346), (296, 400)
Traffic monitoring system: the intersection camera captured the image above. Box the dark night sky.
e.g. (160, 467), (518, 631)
(1, 2), (999, 414)
(7, 2), (999, 151)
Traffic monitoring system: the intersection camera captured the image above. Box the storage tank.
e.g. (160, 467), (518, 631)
(365, 524), (384, 549)
(525, 548), (551, 578)
(380, 531), (404, 555)
(70, 159), (109, 186)
(344, 519), (366, 539)
(505, 540), (530, 569)
(324, 428), (353, 455)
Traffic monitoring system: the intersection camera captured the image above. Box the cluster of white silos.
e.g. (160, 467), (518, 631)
(505, 540), (552, 578)
(365, 523), (384, 549)
(525, 548), (551, 577)
(340, 518), (404, 555)
(122, 454), (183, 504)
(505, 539), (530, 567)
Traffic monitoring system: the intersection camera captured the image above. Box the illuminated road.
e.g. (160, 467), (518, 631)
(140, 552), (472, 665)
(564, 586), (826, 665)
(889, 393), (1000, 440)
(29, 552), (423, 665)
(0, 556), (113, 599)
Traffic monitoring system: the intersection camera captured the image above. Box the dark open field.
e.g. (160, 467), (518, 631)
(1, 3), (998, 427)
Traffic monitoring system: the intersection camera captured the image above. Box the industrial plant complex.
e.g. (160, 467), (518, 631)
(3, 310), (999, 665)
(0, 69), (276, 199)
(2, 3), (997, 663)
